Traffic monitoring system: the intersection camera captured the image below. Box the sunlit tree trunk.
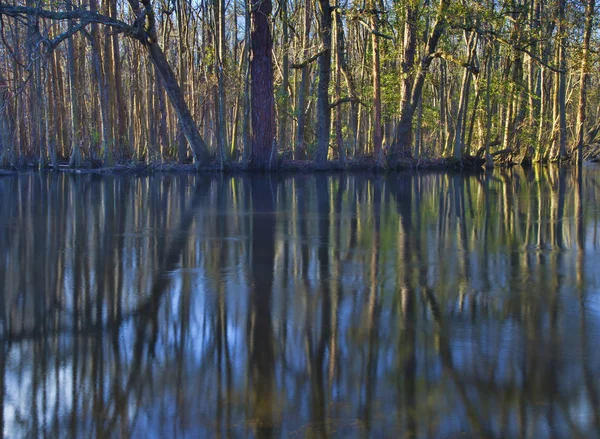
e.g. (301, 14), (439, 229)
(453, 32), (477, 161)
(551, 0), (566, 161)
(370, 1), (383, 165)
(389, 0), (448, 167)
(278, 0), (290, 156)
(333, 9), (346, 166)
(575, 0), (595, 171)
(483, 43), (494, 168)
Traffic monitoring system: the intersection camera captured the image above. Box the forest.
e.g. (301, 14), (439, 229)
(0, 0), (598, 171)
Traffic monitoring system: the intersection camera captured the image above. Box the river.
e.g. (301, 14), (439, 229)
(1, 166), (600, 438)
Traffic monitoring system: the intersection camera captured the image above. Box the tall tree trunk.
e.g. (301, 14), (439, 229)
(523, 0), (540, 164)
(43, 67), (57, 168)
(156, 73), (169, 161)
(315, 0), (332, 166)
(250, 0), (276, 169)
(395, 2), (418, 160)
(534, 2), (554, 162)
(575, 0), (595, 170)
(339, 20), (357, 158)
(278, 0), (290, 155)
(551, 0), (567, 161)
(295, 0), (311, 160)
(146, 41), (211, 164)
(51, 48), (67, 160)
(439, 59), (448, 155)
(67, 0), (82, 167)
(242, 0), (251, 167)
(90, 0), (112, 164)
(370, 1), (383, 164)
(333, 9), (346, 166)
(453, 32), (477, 161)
(388, 0), (448, 167)
(26, 2), (43, 165)
(110, 0), (127, 158)
(176, 0), (189, 163)
(0, 80), (12, 166)
(127, 0), (211, 164)
(483, 42), (494, 168)
(216, 0), (227, 168)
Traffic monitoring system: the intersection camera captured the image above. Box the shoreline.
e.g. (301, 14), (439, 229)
(0, 155), (496, 176)
(2, 155), (596, 177)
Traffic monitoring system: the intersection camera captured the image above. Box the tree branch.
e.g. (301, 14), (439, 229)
(0, 5), (132, 34)
(46, 21), (91, 51)
(433, 51), (480, 74)
(357, 18), (394, 40)
(460, 26), (565, 73)
(291, 47), (328, 68)
(329, 96), (360, 109)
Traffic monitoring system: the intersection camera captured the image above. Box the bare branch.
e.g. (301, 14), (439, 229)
(329, 96), (360, 109)
(0, 5), (132, 34)
(291, 47), (328, 69)
(357, 18), (394, 40)
(46, 21), (90, 51)
(433, 51), (480, 74)
(459, 25), (565, 73)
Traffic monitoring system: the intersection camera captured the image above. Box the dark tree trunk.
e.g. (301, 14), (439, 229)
(315, 0), (332, 166)
(248, 175), (276, 435)
(110, 0), (127, 158)
(242, 0), (251, 167)
(250, 0), (276, 169)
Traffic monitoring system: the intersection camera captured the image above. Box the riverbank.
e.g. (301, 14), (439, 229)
(0, 155), (491, 176)
(4, 148), (599, 176)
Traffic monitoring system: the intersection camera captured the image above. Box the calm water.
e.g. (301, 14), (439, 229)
(1, 167), (600, 438)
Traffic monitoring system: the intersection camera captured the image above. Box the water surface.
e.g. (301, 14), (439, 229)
(1, 167), (600, 438)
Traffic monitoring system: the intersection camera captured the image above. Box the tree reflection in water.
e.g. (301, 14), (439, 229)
(1, 167), (600, 438)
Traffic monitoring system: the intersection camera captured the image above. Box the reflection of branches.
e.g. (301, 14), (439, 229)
(101, 178), (210, 433)
(3, 178), (210, 435)
(423, 288), (494, 439)
(6, 180), (209, 343)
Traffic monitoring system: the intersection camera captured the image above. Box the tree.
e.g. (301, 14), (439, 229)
(370, 0), (383, 165)
(0, 0), (211, 165)
(315, 0), (332, 166)
(294, 0), (312, 160)
(550, 0), (567, 162)
(574, 0), (595, 170)
(388, 0), (449, 167)
(250, 0), (276, 169)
